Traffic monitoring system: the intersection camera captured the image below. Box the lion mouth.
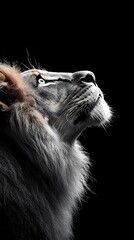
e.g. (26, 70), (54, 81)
(73, 93), (102, 125)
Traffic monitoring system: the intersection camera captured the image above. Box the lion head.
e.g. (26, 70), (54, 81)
(21, 69), (112, 142)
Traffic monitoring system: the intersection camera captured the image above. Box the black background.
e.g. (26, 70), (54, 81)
(0, 3), (127, 240)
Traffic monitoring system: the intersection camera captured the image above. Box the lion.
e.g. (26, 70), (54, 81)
(0, 63), (112, 240)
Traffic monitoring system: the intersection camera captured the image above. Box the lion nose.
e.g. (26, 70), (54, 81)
(72, 71), (96, 85)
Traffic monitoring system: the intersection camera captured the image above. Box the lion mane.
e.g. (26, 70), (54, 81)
(0, 63), (112, 240)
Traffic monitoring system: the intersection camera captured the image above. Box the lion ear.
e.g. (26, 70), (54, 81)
(0, 71), (6, 81)
(0, 63), (23, 86)
(0, 63), (28, 102)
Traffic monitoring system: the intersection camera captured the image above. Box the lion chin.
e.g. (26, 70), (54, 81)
(54, 77), (112, 141)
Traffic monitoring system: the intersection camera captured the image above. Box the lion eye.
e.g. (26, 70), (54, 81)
(38, 78), (46, 85)
(36, 75), (56, 87)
